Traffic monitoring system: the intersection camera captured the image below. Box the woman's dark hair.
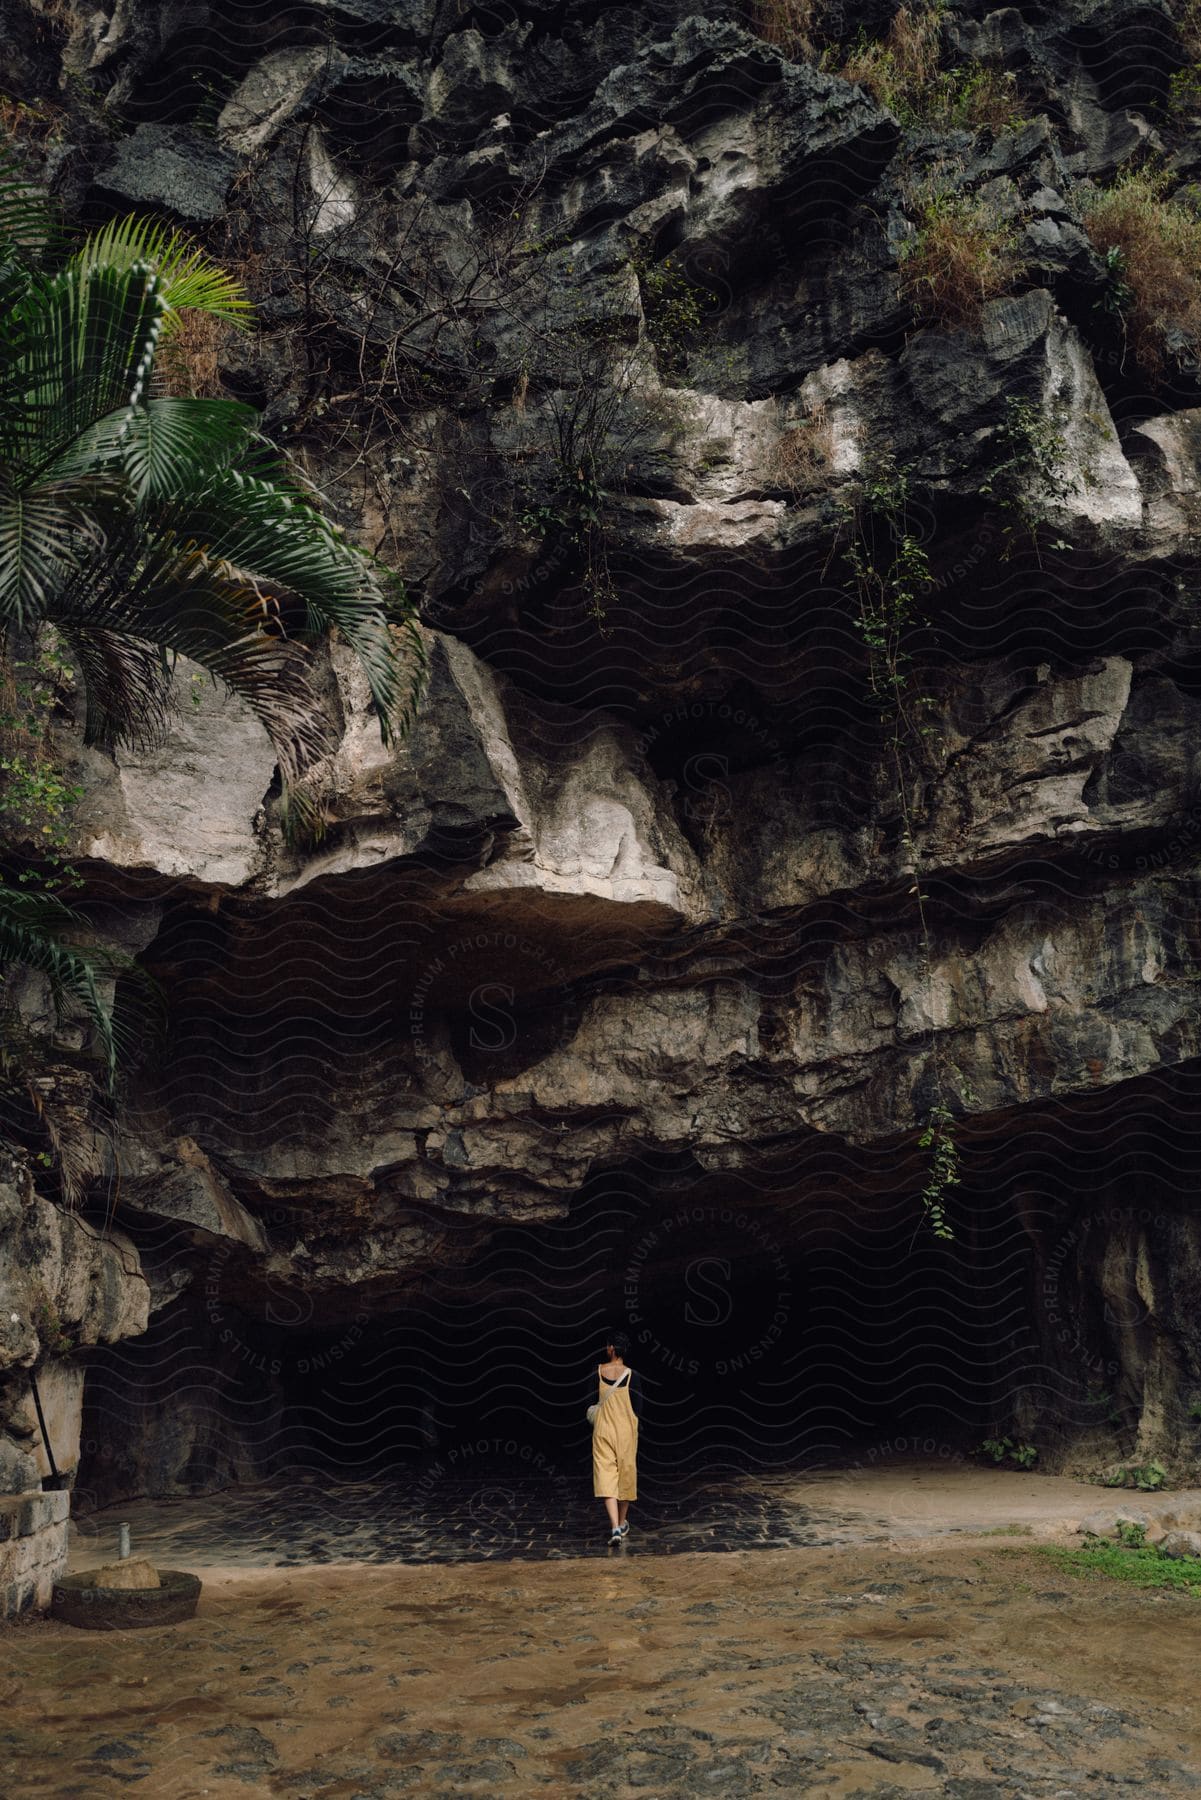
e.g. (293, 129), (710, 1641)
(602, 1331), (631, 1358)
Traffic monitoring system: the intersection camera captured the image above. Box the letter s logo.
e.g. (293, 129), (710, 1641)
(264, 1273), (311, 1329)
(683, 1256), (733, 1327)
(467, 982), (516, 1053)
(682, 752), (732, 826)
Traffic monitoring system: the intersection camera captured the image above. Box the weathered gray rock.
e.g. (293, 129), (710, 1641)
(1157, 1528), (1201, 1559)
(218, 46), (350, 155)
(95, 123), (240, 224)
(1077, 1507), (1152, 1536)
(0, 1178), (148, 1378)
(0, 1171), (148, 1488)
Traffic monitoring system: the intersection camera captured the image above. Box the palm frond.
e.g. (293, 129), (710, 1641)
(0, 883), (119, 1078)
(56, 395), (257, 501)
(52, 528), (330, 776)
(1, 260), (166, 484)
(119, 396), (257, 500)
(156, 458), (426, 742)
(0, 147), (57, 264)
(50, 617), (173, 749)
(0, 467), (115, 625)
(73, 216), (253, 331)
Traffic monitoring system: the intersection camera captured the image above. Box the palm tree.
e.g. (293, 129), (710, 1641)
(0, 150), (424, 1178)
(0, 160), (422, 779)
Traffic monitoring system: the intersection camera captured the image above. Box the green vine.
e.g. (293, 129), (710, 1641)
(834, 455), (959, 1240)
(978, 394), (1076, 558)
(630, 255), (710, 377)
(918, 1102), (960, 1240)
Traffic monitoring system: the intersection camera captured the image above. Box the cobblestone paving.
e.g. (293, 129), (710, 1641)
(71, 1468), (845, 1570)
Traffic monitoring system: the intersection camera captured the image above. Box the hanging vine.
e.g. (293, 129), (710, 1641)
(833, 454), (959, 1240)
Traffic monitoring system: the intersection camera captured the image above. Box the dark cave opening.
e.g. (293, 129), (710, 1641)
(77, 1065), (1201, 1517)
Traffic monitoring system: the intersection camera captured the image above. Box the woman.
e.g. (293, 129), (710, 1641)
(590, 1331), (641, 1546)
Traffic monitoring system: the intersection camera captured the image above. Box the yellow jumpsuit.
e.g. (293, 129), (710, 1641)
(592, 1368), (638, 1500)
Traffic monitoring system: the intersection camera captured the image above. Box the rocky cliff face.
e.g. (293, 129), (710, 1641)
(4, 0), (1201, 1500)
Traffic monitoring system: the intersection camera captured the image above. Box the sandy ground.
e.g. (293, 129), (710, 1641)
(768, 1460), (1201, 1544)
(4, 1538), (1201, 1798)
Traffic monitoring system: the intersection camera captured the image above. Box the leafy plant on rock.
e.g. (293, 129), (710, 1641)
(837, 4), (1024, 132)
(631, 255), (711, 378)
(1103, 1459), (1168, 1491)
(978, 395), (1076, 559)
(833, 455), (962, 1240)
(0, 634), (83, 857)
(1166, 3), (1201, 117)
(508, 257), (686, 625)
(32, 1295), (77, 1357)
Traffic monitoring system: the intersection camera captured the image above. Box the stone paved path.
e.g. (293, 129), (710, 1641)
(4, 1543), (1201, 1798)
(70, 1468), (832, 1570)
(69, 1459), (1201, 1573)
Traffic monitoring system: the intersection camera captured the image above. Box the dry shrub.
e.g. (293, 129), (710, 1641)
(900, 192), (1025, 328)
(773, 404), (835, 492)
(27, 0), (74, 38)
(840, 5), (1022, 132)
(842, 4), (941, 116)
(1082, 169), (1201, 378)
(156, 311), (234, 398)
(750, 0), (824, 60)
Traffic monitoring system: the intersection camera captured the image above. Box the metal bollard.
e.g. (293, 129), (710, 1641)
(118, 1522), (131, 1561)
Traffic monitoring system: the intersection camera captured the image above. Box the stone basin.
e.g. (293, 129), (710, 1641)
(51, 1568), (201, 1631)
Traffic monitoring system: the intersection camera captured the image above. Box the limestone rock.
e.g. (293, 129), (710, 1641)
(0, 1175), (149, 1490)
(1077, 1507), (1151, 1537)
(94, 124), (240, 225)
(1157, 1529), (1201, 1559)
(0, 1179), (148, 1376)
(218, 47), (350, 155)
(8, 0), (1201, 1512)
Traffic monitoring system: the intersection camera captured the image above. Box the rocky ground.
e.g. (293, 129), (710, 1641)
(3, 1539), (1200, 1798)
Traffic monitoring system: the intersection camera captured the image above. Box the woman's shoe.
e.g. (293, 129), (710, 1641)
(617, 1521), (630, 1538)
(609, 1527), (623, 1546)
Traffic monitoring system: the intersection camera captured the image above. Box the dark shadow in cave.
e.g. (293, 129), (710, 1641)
(78, 1060), (1201, 1547)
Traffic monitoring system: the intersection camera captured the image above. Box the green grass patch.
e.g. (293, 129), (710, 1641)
(1036, 1542), (1201, 1595)
(982, 1523), (1034, 1537)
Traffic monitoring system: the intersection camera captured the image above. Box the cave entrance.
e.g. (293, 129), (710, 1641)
(77, 1150), (1025, 1522)
(256, 1151), (1014, 1492)
(76, 1066), (1201, 1553)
